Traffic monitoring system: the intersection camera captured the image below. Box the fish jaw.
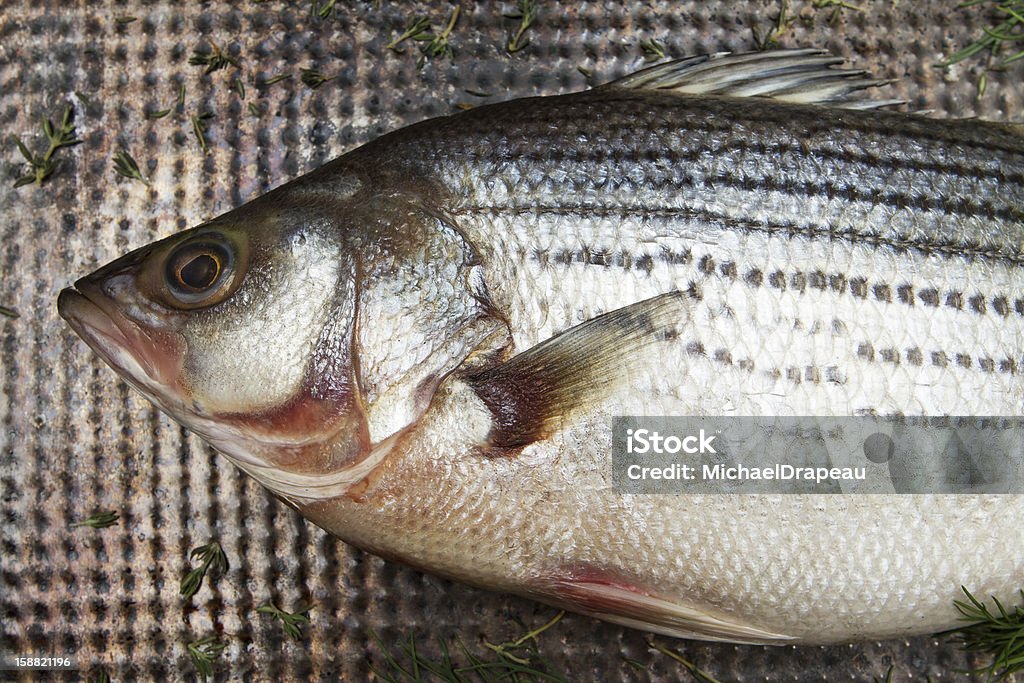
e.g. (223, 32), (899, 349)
(58, 277), (187, 411)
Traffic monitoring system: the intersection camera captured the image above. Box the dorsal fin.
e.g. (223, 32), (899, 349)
(603, 48), (904, 110)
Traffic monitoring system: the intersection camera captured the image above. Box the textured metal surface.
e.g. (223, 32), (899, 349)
(1, 1), (1022, 680)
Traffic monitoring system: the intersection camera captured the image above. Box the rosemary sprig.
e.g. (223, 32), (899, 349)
(873, 666), (895, 683)
(114, 15), (137, 26)
(947, 586), (1024, 681)
(300, 68), (335, 89)
(482, 610), (563, 665)
(647, 640), (724, 683)
(187, 635), (226, 682)
(11, 105), (81, 188)
(641, 38), (666, 63)
(112, 149), (148, 185)
(70, 510), (120, 529)
(260, 72), (292, 87)
(146, 86), (181, 119)
(415, 6), (460, 67)
(940, 0), (1024, 67)
(180, 540), (229, 598)
(505, 0), (539, 53)
(248, 102), (260, 117)
(87, 668), (110, 683)
(311, 0), (337, 20)
(257, 602), (312, 640)
(753, 0), (796, 50)
(191, 112), (214, 154)
(369, 612), (568, 682)
(188, 39), (240, 74)
(0, 306), (18, 319)
(386, 16), (431, 52)
(232, 77), (245, 99)
(812, 0), (863, 24)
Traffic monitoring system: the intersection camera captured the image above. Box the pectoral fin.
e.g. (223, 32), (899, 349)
(466, 291), (690, 448)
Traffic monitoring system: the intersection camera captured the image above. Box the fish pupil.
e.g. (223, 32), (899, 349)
(178, 253), (220, 290)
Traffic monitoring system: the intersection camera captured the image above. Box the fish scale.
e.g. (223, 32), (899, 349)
(402, 93), (1024, 261)
(371, 89), (1024, 405)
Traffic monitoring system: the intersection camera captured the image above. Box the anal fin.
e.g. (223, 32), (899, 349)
(542, 569), (796, 645)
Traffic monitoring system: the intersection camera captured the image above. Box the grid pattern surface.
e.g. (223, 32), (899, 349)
(1, 1), (1021, 680)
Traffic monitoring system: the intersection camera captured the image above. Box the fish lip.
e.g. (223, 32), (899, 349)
(57, 282), (179, 388)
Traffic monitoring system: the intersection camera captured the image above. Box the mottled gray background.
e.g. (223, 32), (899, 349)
(1, 1), (1022, 681)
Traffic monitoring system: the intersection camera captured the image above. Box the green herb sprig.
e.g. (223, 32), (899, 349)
(310, 0), (337, 20)
(947, 586), (1024, 681)
(482, 610), (563, 665)
(753, 0), (796, 50)
(257, 602), (312, 640)
(70, 510), (120, 529)
(873, 666), (895, 683)
(180, 540), (229, 599)
(641, 38), (666, 63)
(386, 16), (432, 52)
(87, 668), (110, 683)
(187, 635), (226, 682)
(191, 112), (214, 154)
(112, 149), (148, 185)
(369, 612), (568, 682)
(812, 0), (863, 24)
(416, 6), (460, 67)
(188, 39), (240, 74)
(11, 105), (81, 188)
(261, 73), (292, 87)
(647, 640), (723, 683)
(300, 68), (336, 89)
(505, 0), (539, 53)
(0, 306), (18, 319)
(941, 0), (1024, 67)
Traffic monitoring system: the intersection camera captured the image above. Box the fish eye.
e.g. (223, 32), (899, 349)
(163, 237), (235, 307)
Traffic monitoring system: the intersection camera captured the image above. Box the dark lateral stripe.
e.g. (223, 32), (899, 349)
(473, 150), (1022, 225)
(464, 204), (1024, 266)
(683, 336), (1019, 381)
(494, 92), (1024, 157)
(478, 132), (1024, 190)
(528, 244), (1024, 319)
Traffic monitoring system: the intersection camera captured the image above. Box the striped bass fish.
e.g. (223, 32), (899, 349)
(57, 50), (1024, 644)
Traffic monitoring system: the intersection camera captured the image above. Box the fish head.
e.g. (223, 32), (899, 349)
(58, 176), (500, 498)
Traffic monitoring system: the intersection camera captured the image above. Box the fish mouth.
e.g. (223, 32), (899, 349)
(57, 281), (180, 389)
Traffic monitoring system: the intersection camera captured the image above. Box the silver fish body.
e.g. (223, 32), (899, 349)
(58, 51), (1024, 644)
